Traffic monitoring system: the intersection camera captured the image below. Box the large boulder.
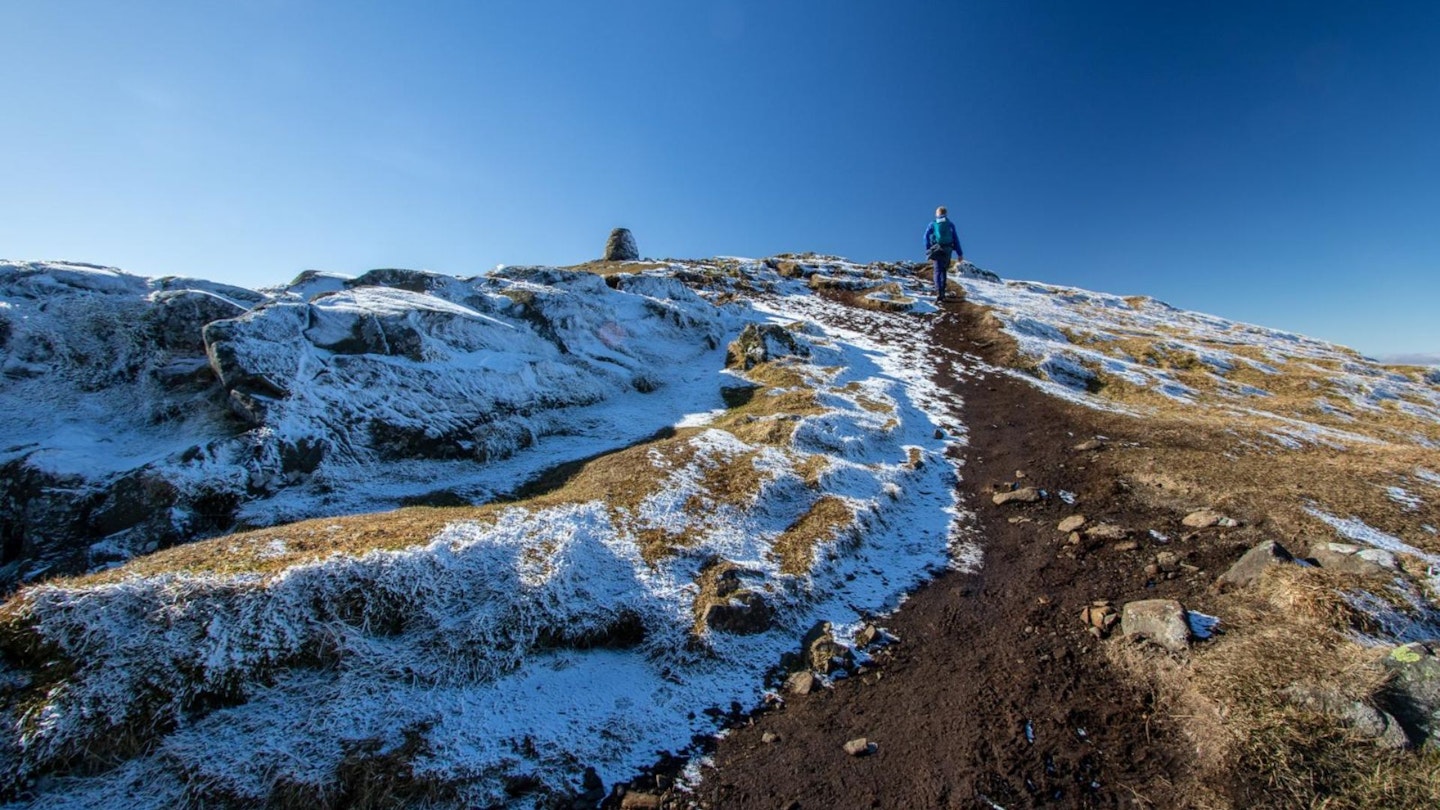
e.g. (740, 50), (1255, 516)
(1378, 641), (1440, 751)
(603, 228), (639, 261)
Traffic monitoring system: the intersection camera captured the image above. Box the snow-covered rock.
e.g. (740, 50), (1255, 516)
(0, 260), (728, 583)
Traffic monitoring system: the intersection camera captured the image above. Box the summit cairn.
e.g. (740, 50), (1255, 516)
(604, 227), (639, 261)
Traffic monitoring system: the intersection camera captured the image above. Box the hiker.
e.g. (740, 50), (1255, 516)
(923, 206), (964, 302)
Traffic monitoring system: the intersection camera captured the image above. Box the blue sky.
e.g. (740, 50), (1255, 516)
(3, 1), (1437, 356)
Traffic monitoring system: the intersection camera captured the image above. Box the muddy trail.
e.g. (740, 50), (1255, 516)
(619, 295), (1248, 809)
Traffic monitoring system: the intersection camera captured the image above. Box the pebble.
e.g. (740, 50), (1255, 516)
(843, 737), (874, 756)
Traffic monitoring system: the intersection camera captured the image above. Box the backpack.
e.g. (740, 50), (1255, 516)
(927, 220), (953, 259)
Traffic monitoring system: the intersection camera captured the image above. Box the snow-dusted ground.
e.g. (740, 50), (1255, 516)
(5, 256), (1439, 807)
(0, 258), (976, 807)
(958, 277), (1440, 449)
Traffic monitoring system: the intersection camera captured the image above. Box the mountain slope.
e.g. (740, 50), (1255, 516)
(1, 255), (1437, 808)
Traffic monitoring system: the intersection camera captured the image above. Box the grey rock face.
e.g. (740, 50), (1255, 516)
(604, 228), (639, 261)
(1378, 640), (1440, 751)
(1121, 599), (1191, 652)
(148, 290), (249, 353)
(1217, 539), (1294, 589)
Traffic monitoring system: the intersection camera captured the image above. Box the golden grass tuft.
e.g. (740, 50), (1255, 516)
(772, 496), (855, 575)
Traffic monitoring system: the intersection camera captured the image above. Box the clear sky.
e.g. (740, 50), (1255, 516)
(3, 1), (1437, 356)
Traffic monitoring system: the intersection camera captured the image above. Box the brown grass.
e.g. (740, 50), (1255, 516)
(1108, 567), (1440, 810)
(772, 497), (855, 575)
(564, 260), (673, 277)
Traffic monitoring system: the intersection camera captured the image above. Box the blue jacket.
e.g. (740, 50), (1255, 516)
(924, 217), (962, 256)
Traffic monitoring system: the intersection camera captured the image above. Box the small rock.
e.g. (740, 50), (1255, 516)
(993, 487), (1041, 506)
(1057, 515), (1087, 533)
(1085, 523), (1128, 541)
(1081, 603), (1119, 636)
(1216, 540), (1294, 589)
(843, 737), (873, 756)
(1155, 551), (1181, 573)
(762, 731), (780, 744)
(854, 624), (880, 648)
(1113, 540), (1140, 552)
(1144, 563), (1160, 577)
(1182, 509), (1232, 529)
(1121, 599), (1191, 652)
(1015, 470), (1028, 479)
(1074, 438), (1107, 452)
(1065, 531), (1083, 546)
(784, 670), (817, 695)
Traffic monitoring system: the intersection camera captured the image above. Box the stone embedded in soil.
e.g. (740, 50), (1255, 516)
(992, 486), (1041, 505)
(1074, 438), (1107, 451)
(842, 738), (873, 756)
(784, 670), (817, 695)
(1307, 542), (1397, 577)
(1081, 603), (1119, 636)
(1085, 523), (1128, 540)
(1216, 539), (1294, 589)
(1182, 509), (1236, 529)
(1121, 599), (1191, 653)
(762, 731), (780, 744)
(1155, 551), (1180, 573)
(1057, 515), (1087, 533)
(1113, 540), (1139, 552)
(1282, 685), (1411, 751)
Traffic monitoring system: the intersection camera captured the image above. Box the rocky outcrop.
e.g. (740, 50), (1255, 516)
(148, 289), (249, 353)
(725, 323), (810, 371)
(1, 259), (727, 583)
(694, 560), (774, 635)
(1378, 641), (1440, 751)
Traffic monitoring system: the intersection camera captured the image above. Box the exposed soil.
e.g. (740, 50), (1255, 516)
(618, 296), (1256, 808)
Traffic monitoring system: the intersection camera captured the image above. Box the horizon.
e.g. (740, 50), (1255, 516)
(2, 1), (1437, 357)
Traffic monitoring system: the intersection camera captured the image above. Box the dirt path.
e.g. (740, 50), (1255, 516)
(664, 298), (1238, 809)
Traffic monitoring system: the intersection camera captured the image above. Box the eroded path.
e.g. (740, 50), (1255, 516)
(680, 295), (1223, 809)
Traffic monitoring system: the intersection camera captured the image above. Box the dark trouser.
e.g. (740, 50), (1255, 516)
(932, 255), (949, 298)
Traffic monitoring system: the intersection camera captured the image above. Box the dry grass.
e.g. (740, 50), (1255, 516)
(564, 260), (673, 277)
(772, 496), (855, 575)
(1108, 566), (1440, 810)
